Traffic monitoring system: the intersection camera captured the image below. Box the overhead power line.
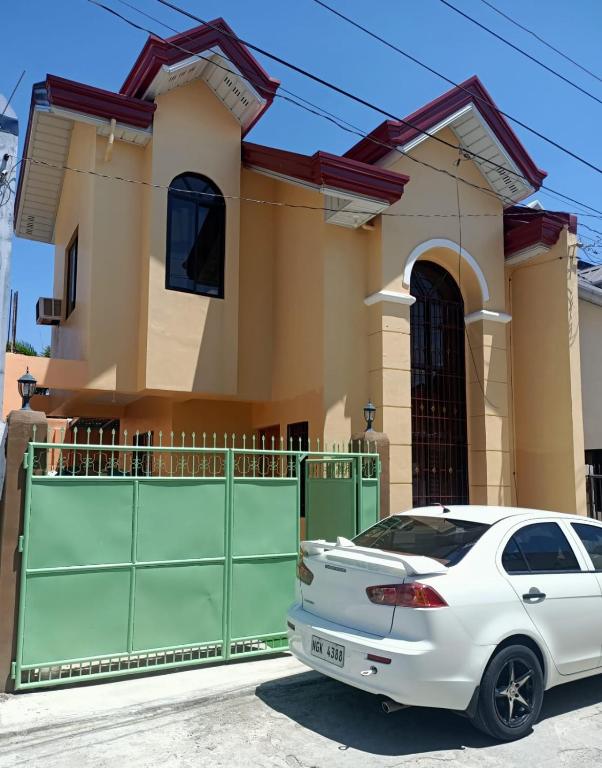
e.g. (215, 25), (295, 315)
(477, 0), (602, 85)
(438, 0), (602, 107)
(1, 70), (25, 118)
(146, 0), (602, 216)
(310, 0), (602, 176)
(86, 0), (602, 234)
(22, 156), (602, 257)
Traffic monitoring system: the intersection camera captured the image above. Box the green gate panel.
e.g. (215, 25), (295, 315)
(359, 480), (379, 532)
(230, 558), (296, 640)
(28, 480), (134, 569)
(22, 570), (130, 666)
(136, 480), (227, 562)
(133, 565), (224, 651)
(306, 478), (356, 541)
(231, 480), (298, 557)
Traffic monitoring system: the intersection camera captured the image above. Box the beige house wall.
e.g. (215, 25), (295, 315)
(579, 297), (602, 452)
(369, 128), (511, 510)
(509, 232), (586, 515)
(20, 93), (588, 517)
(52, 122), (96, 362)
(144, 79), (242, 396)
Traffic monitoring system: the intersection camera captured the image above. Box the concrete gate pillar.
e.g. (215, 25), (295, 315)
(365, 296), (414, 514)
(0, 409), (47, 691)
(465, 317), (512, 506)
(352, 430), (390, 520)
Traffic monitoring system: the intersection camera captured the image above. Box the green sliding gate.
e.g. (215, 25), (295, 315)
(13, 431), (379, 689)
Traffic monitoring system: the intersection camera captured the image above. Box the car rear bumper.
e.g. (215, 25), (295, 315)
(287, 603), (493, 711)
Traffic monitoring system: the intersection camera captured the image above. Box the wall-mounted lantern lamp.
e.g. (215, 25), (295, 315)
(363, 400), (376, 432)
(18, 368), (37, 410)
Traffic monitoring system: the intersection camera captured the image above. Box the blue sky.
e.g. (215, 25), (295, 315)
(3, 0), (602, 350)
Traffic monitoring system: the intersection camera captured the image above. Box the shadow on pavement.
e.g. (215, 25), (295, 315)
(256, 671), (490, 756)
(256, 669), (602, 756)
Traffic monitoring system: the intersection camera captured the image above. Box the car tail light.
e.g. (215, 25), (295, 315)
(366, 582), (447, 608)
(367, 653), (391, 665)
(297, 556), (314, 585)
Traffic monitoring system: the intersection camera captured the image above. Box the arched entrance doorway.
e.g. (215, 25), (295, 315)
(410, 261), (469, 506)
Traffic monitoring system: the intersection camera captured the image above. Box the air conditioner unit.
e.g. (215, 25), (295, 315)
(36, 297), (62, 326)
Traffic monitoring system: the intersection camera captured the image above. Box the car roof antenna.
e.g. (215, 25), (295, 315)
(433, 502), (451, 514)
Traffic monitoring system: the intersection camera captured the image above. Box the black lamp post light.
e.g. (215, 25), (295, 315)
(18, 368), (37, 410)
(363, 400), (376, 432)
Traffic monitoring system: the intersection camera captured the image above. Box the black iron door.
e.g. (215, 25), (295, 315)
(410, 261), (468, 506)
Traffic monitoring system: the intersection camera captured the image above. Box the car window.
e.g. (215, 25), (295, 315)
(572, 523), (602, 570)
(503, 522), (579, 574)
(501, 536), (530, 573)
(352, 515), (490, 567)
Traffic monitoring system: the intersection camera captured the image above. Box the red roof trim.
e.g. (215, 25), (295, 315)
(345, 76), (546, 191)
(46, 75), (156, 129)
(120, 18), (279, 133)
(242, 142), (410, 204)
(504, 207), (577, 257)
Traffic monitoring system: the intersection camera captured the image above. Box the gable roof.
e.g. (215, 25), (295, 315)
(503, 206), (576, 263)
(120, 18), (279, 135)
(345, 76), (546, 204)
(15, 18), (279, 243)
(242, 141), (409, 227)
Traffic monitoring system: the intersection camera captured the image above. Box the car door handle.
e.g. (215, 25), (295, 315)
(523, 591), (546, 601)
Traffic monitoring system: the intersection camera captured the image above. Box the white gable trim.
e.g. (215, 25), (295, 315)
(364, 290), (416, 306)
(403, 238), (490, 302)
(465, 309), (511, 325)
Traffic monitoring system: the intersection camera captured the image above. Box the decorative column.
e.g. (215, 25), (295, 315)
(364, 290), (415, 513)
(464, 310), (512, 506)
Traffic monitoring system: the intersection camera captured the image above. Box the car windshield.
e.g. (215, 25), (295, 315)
(352, 514), (491, 567)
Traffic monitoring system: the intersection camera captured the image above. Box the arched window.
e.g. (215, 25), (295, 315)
(410, 261), (468, 506)
(166, 173), (225, 298)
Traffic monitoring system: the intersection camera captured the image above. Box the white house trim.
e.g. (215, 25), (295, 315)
(465, 309), (511, 325)
(504, 244), (550, 267)
(403, 238), (490, 302)
(364, 290), (416, 306)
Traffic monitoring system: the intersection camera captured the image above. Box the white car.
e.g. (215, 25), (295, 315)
(287, 505), (602, 741)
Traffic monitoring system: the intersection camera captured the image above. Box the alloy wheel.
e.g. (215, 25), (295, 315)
(493, 657), (535, 729)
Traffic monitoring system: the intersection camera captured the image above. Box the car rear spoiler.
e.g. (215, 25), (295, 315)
(300, 538), (448, 578)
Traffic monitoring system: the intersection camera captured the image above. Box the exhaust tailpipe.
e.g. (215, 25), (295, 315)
(381, 699), (408, 714)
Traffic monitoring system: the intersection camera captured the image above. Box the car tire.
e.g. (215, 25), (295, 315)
(470, 644), (544, 741)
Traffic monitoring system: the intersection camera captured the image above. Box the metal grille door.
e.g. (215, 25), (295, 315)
(410, 261), (469, 506)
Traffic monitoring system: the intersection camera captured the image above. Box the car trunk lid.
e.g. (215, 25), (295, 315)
(299, 538), (447, 634)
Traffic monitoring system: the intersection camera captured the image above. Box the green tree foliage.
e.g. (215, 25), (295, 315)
(6, 340), (38, 356)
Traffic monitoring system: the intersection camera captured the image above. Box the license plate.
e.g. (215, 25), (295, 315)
(311, 635), (345, 667)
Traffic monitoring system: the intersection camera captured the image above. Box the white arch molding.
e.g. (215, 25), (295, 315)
(402, 238), (490, 303)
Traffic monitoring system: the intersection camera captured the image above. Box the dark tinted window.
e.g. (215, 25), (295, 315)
(353, 515), (490, 567)
(501, 536), (529, 573)
(166, 174), (225, 298)
(572, 523), (602, 570)
(503, 523), (579, 573)
(66, 232), (78, 318)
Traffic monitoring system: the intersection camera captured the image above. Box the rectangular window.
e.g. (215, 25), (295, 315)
(65, 232), (78, 318)
(352, 515), (490, 567)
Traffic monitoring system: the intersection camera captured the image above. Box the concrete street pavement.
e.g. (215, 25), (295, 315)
(1, 654), (602, 767)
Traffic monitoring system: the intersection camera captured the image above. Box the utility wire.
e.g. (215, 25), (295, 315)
(438, 0), (602, 107)
(21, 156), (602, 258)
(477, 0), (602, 85)
(90, 0), (537, 215)
(84, 0), (602, 243)
(145, 0), (602, 217)
(310, 0), (602, 176)
(1, 70), (25, 118)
